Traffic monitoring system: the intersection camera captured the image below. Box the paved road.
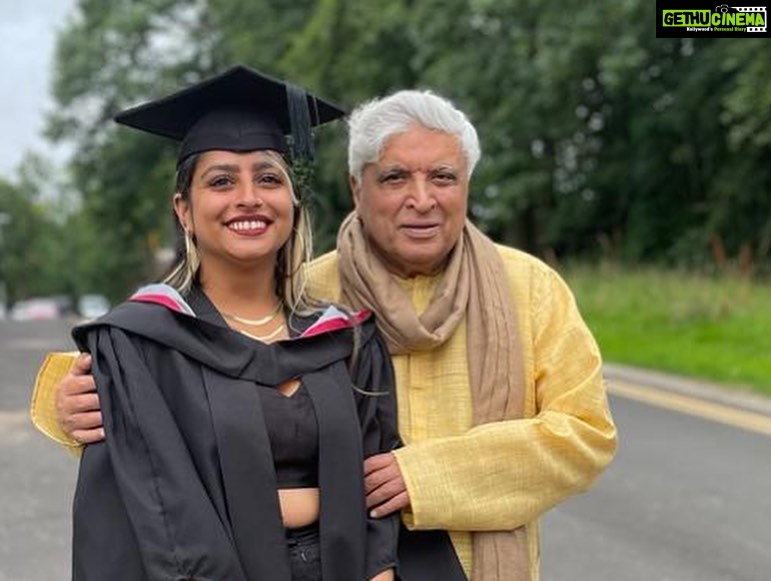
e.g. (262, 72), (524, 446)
(1, 319), (78, 581)
(542, 372), (771, 580)
(2, 319), (770, 580)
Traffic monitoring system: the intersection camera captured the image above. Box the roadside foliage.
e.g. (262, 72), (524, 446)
(2, 0), (770, 304)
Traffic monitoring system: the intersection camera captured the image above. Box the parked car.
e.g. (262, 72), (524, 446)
(78, 294), (110, 320)
(51, 295), (76, 317)
(10, 298), (62, 321)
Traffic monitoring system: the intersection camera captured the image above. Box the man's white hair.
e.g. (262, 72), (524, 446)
(347, 90), (481, 180)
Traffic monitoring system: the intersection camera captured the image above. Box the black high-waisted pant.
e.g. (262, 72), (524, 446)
(286, 523), (322, 581)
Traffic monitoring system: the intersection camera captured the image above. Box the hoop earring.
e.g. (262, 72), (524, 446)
(184, 230), (199, 281)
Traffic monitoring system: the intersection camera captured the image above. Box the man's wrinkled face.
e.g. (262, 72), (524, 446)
(351, 126), (469, 278)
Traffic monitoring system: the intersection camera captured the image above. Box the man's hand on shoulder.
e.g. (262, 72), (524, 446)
(57, 353), (105, 444)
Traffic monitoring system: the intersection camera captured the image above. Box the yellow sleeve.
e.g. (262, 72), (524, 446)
(393, 263), (617, 531)
(306, 251), (342, 302)
(29, 351), (83, 456)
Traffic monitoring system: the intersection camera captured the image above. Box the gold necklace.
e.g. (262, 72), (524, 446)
(238, 324), (286, 343)
(222, 302), (282, 326)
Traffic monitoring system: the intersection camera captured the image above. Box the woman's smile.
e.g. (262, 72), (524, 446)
(226, 216), (273, 236)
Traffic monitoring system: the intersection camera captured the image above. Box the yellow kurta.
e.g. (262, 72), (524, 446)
(30, 244), (617, 581)
(306, 246), (617, 580)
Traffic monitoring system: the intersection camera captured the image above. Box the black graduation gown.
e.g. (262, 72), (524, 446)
(70, 288), (400, 581)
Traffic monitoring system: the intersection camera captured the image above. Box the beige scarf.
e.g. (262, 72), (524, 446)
(337, 213), (530, 581)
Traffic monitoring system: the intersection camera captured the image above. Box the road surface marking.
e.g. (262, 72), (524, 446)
(609, 379), (771, 438)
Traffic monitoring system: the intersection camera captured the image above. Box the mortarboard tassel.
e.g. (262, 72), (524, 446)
(286, 83), (315, 163)
(286, 83), (319, 200)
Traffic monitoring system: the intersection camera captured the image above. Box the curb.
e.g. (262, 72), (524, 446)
(603, 362), (771, 417)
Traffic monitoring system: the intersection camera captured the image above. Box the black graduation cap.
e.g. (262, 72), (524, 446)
(113, 64), (345, 165)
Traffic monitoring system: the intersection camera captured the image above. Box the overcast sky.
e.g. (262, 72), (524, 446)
(0, 0), (77, 180)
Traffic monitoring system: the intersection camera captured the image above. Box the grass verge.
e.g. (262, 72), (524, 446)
(562, 263), (771, 397)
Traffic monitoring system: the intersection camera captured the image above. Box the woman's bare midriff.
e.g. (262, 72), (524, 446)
(278, 487), (320, 528)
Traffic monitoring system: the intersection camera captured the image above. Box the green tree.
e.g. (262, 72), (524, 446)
(40, 0), (771, 284)
(48, 0), (210, 298)
(0, 171), (71, 304)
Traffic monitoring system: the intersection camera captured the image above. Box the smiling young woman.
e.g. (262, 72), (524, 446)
(57, 65), (399, 581)
(178, 150), (296, 270)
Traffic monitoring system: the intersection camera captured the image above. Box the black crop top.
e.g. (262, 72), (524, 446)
(258, 383), (319, 488)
